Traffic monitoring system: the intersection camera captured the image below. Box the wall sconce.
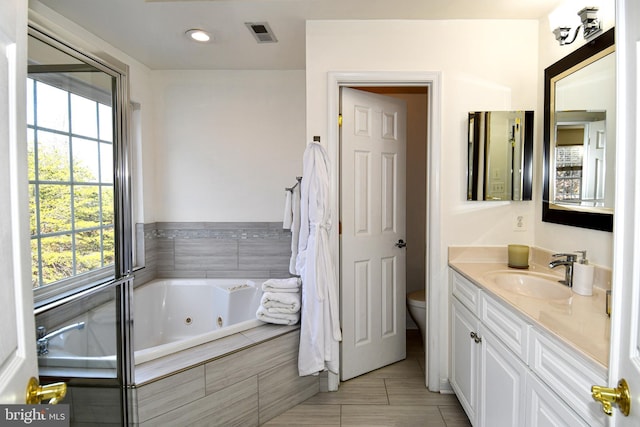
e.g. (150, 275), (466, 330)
(578, 7), (602, 39)
(553, 6), (602, 45)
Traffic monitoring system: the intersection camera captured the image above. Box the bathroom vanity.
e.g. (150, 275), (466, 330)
(449, 247), (610, 427)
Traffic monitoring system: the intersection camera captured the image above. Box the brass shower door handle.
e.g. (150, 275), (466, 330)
(26, 377), (67, 404)
(591, 378), (631, 416)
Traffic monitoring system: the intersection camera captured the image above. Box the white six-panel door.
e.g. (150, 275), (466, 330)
(340, 87), (407, 380)
(583, 120), (606, 203)
(608, 0), (640, 424)
(0, 0), (39, 403)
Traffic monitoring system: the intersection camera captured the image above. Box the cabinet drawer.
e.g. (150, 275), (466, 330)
(529, 329), (607, 427)
(525, 371), (589, 427)
(480, 293), (530, 363)
(452, 271), (480, 314)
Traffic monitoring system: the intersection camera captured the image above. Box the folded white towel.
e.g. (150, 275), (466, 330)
(261, 291), (301, 314)
(283, 190), (293, 230)
(262, 277), (301, 293)
(256, 306), (300, 325)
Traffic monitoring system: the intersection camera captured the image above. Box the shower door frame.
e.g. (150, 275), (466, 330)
(28, 13), (136, 424)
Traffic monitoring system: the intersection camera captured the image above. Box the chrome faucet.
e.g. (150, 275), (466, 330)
(549, 253), (577, 287)
(36, 322), (85, 356)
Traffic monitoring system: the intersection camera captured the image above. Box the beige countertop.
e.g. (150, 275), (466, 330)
(449, 249), (610, 369)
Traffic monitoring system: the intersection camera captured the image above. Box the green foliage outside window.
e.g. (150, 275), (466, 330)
(28, 78), (115, 289)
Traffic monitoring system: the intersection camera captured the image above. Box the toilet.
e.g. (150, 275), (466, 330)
(407, 289), (427, 347)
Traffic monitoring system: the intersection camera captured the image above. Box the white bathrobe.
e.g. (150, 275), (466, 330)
(296, 141), (342, 377)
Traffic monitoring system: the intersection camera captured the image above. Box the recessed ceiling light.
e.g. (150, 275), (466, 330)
(185, 29), (212, 43)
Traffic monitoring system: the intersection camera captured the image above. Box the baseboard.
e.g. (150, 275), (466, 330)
(439, 378), (454, 394)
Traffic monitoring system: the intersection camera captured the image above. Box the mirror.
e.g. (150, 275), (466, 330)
(467, 111), (533, 201)
(543, 28), (615, 231)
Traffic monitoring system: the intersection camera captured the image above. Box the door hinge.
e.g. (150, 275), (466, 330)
(338, 114), (343, 127)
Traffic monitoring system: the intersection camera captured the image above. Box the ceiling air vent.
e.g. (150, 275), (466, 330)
(245, 22), (278, 43)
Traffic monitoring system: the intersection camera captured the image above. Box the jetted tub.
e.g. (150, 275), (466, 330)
(133, 278), (264, 363)
(38, 278), (265, 369)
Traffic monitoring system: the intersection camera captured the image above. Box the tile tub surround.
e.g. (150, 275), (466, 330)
(448, 246), (611, 367)
(133, 324), (318, 426)
(129, 223), (310, 424)
(137, 222), (293, 283)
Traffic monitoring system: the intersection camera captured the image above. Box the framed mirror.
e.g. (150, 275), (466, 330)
(467, 111), (533, 201)
(543, 28), (615, 231)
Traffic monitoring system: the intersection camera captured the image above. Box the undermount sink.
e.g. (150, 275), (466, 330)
(482, 271), (572, 301)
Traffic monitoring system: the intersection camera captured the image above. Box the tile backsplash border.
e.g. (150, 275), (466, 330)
(135, 222), (294, 286)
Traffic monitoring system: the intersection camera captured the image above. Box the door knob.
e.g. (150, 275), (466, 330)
(591, 378), (631, 416)
(26, 377), (67, 404)
(395, 239), (406, 248)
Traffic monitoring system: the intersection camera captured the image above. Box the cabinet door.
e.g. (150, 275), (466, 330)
(529, 329), (607, 426)
(525, 371), (589, 427)
(451, 298), (480, 424)
(478, 327), (527, 427)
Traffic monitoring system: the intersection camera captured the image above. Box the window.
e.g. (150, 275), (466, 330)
(28, 78), (115, 289)
(28, 30), (132, 306)
(554, 145), (583, 202)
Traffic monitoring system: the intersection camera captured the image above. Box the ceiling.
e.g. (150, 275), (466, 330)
(37, 0), (563, 70)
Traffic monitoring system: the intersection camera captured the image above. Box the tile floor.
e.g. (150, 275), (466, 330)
(262, 330), (471, 426)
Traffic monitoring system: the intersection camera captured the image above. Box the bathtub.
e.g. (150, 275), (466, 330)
(133, 278), (264, 364)
(39, 278), (265, 369)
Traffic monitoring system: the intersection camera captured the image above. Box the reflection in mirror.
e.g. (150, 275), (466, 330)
(553, 111), (608, 206)
(543, 28), (615, 231)
(467, 111), (533, 201)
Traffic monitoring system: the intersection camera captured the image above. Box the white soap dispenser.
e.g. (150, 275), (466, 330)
(572, 250), (594, 296)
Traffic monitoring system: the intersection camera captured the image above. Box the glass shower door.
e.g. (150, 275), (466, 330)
(28, 25), (135, 425)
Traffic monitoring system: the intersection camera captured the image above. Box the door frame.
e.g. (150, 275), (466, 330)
(327, 71), (442, 391)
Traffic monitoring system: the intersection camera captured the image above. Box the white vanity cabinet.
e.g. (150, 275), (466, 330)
(450, 270), (605, 427)
(451, 275), (527, 427)
(451, 297), (480, 422)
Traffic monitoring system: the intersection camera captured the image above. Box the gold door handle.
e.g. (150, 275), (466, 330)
(591, 378), (631, 416)
(26, 377), (67, 404)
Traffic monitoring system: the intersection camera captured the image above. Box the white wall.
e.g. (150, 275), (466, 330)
(307, 19), (538, 247)
(306, 18), (539, 390)
(534, 1), (615, 268)
(150, 70), (306, 222)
